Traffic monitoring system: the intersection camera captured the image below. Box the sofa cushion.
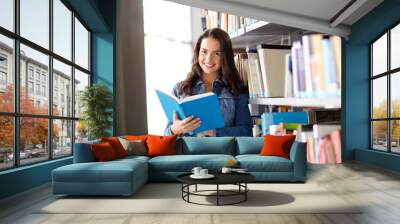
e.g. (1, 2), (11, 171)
(148, 154), (235, 172)
(236, 155), (293, 172)
(73, 140), (100, 163)
(236, 137), (263, 155)
(179, 137), (235, 155)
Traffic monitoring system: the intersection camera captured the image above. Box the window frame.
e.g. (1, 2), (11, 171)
(0, 0), (92, 171)
(370, 20), (400, 154)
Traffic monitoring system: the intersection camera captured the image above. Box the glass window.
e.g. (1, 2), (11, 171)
(53, 0), (72, 60)
(53, 119), (72, 158)
(20, 0), (49, 49)
(391, 72), (400, 118)
(391, 120), (400, 153)
(75, 120), (88, 143)
(391, 24), (400, 70)
(20, 44), (49, 115)
(0, 34), (14, 113)
(0, 0), (14, 32)
(372, 77), (387, 119)
(53, 59), (72, 117)
(74, 18), (89, 70)
(19, 117), (49, 165)
(0, 116), (13, 170)
(371, 24), (400, 154)
(372, 34), (387, 76)
(74, 69), (89, 118)
(28, 81), (34, 93)
(372, 121), (388, 151)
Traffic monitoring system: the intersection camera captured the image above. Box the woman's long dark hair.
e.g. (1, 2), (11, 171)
(178, 28), (243, 96)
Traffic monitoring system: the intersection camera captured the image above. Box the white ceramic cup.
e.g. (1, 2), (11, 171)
(221, 167), (232, 174)
(191, 167), (202, 176)
(200, 169), (208, 176)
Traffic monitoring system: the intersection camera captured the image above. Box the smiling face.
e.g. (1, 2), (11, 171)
(198, 37), (222, 77)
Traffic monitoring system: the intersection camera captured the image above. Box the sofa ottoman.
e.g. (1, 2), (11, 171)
(52, 156), (149, 196)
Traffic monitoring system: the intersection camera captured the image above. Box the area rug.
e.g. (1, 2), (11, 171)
(37, 183), (361, 214)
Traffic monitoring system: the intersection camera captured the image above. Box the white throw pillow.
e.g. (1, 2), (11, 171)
(117, 137), (147, 156)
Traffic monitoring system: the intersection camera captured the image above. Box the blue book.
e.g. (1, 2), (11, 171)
(156, 90), (224, 134)
(261, 112), (309, 134)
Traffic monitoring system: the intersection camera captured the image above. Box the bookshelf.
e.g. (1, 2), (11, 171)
(230, 21), (304, 47)
(249, 97), (341, 109)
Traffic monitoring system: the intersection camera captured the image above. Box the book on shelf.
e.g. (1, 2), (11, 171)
(200, 9), (262, 35)
(261, 112), (309, 134)
(247, 49), (265, 98)
(292, 34), (341, 98)
(257, 44), (292, 97)
(299, 124), (341, 164)
(155, 90), (224, 134)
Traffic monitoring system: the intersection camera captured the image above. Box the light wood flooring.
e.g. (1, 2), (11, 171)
(1, 161), (400, 224)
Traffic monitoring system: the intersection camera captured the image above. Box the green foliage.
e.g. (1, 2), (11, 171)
(79, 84), (113, 140)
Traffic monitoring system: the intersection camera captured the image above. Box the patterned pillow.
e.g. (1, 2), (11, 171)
(118, 137), (147, 156)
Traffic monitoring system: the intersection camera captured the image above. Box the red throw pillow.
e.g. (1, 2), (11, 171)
(101, 137), (126, 158)
(91, 142), (117, 161)
(146, 135), (177, 157)
(260, 134), (296, 159)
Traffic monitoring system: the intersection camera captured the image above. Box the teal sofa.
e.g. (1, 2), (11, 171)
(52, 137), (306, 196)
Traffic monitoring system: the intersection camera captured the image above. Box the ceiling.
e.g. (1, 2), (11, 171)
(167, 0), (384, 38)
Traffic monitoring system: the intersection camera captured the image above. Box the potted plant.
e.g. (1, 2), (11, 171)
(79, 84), (113, 140)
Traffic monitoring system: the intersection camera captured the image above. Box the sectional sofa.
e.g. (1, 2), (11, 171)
(52, 137), (307, 196)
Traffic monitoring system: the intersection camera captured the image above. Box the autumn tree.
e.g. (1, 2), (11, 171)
(0, 84), (59, 151)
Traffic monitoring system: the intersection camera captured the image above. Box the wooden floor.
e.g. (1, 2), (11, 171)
(1, 162), (400, 224)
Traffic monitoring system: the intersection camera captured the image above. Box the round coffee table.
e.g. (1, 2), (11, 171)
(177, 172), (255, 206)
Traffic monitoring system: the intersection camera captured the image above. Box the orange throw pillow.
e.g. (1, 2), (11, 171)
(91, 142), (117, 161)
(124, 135), (148, 141)
(260, 134), (296, 159)
(101, 137), (127, 158)
(146, 135), (177, 157)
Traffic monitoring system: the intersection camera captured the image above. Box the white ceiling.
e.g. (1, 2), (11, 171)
(167, 0), (384, 38)
(228, 0), (353, 23)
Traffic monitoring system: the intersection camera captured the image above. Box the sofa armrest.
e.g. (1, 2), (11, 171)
(289, 141), (307, 181)
(73, 140), (100, 163)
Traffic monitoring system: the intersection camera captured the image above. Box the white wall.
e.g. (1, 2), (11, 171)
(143, 0), (195, 135)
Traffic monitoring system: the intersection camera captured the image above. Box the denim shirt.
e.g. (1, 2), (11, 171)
(164, 78), (252, 137)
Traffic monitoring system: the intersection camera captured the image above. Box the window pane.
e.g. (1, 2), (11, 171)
(75, 120), (88, 143)
(0, 34), (14, 112)
(53, 59), (72, 117)
(53, 119), (72, 158)
(372, 77), (387, 119)
(0, 0), (14, 31)
(20, 44), (49, 115)
(74, 18), (89, 70)
(0, 116), (13, 170)
(392, 120), (400, 153)
(372, 121), (388, 151)
(20, 0), (49, 49)
(74, 69), (89, 118)
(391, 24), (400, 70)
(372, 33), (387, 76)
(391, 72), (400, 118)
(53, 0), (72, 60)
(20, 117), (49, 165)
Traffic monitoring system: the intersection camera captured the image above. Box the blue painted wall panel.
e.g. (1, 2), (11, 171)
(345, 0), (400, 171)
